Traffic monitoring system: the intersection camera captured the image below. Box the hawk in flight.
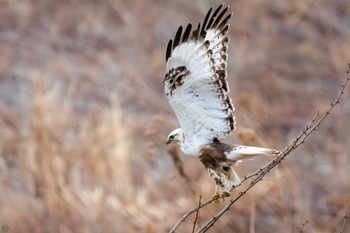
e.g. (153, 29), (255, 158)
(164, 4), (279, 198)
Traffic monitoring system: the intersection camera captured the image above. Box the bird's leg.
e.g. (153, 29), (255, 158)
(207, 168), (232, 202)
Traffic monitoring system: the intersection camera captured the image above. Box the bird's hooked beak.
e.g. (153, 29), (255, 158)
(166, 136), (176, 145)
(166, 131), (180, 145)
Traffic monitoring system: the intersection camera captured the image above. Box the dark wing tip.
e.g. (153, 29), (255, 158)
(213, 4), (224, 18)
(182, 23), (192, 43)
(201, 6), (213, 34)
(165, 4), (232, 62)
(191, 22), (201, 40)
(217, 13), (232, 30)
(212, 6), (229, 28)
(173, 25), (183, 48)
(166, 39), (173, 62)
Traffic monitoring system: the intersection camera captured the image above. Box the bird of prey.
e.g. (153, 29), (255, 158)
(164, 4), (279, 198)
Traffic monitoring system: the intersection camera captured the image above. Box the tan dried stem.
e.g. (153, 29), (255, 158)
(299, 220), (309, 233)
(339, 210), (349, 233)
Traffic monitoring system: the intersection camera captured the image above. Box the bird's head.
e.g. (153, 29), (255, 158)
(166, 128), (184, 145)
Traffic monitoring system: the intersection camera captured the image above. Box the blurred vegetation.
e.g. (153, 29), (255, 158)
(0, 0), (349, 232)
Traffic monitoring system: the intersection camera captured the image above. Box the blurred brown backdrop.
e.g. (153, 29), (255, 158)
(0, 0), (349, 232)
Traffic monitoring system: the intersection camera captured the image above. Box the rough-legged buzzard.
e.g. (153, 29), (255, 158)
(164, 4), (279, 198)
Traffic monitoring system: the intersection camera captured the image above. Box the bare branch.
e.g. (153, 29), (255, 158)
(299, 220), (309, 233)
(169, 198), (215, 233)
(192, 195), (202, 233)
(339, 210), (349, 233)
(168, 147), (190, 183)
(169, 65), (350, 233)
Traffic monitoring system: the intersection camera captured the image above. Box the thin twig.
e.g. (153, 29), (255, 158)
(169, 198), (215, 233)
(168, 147), (191, 183)
(299, 219), (309, 233)
(192, 195), (202, 233)
(339, 210), (349, 233)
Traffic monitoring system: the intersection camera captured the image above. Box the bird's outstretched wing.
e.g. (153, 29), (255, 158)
(164, 4), (235, 143)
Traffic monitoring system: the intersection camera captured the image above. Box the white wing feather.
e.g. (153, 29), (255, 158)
(164, 5), (235, 144)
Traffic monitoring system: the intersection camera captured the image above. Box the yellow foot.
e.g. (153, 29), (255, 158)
(212, 192), (230, 203)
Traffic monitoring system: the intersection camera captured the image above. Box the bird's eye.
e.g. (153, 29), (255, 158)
(169, 135), (174, 139)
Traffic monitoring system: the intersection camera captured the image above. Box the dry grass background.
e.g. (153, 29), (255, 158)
(0, 0), (350, 232)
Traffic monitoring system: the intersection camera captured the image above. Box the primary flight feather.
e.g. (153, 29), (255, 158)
(164, 4), (279, 198)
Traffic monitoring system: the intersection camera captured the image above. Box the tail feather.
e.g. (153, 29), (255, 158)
(226, 145), (279, 161)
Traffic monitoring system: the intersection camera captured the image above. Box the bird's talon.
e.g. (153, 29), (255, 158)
(212, 192), (230, 202)
(212, 193), (221, 203)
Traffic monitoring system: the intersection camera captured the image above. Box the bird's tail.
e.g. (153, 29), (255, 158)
(226, 145), (279, 162)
